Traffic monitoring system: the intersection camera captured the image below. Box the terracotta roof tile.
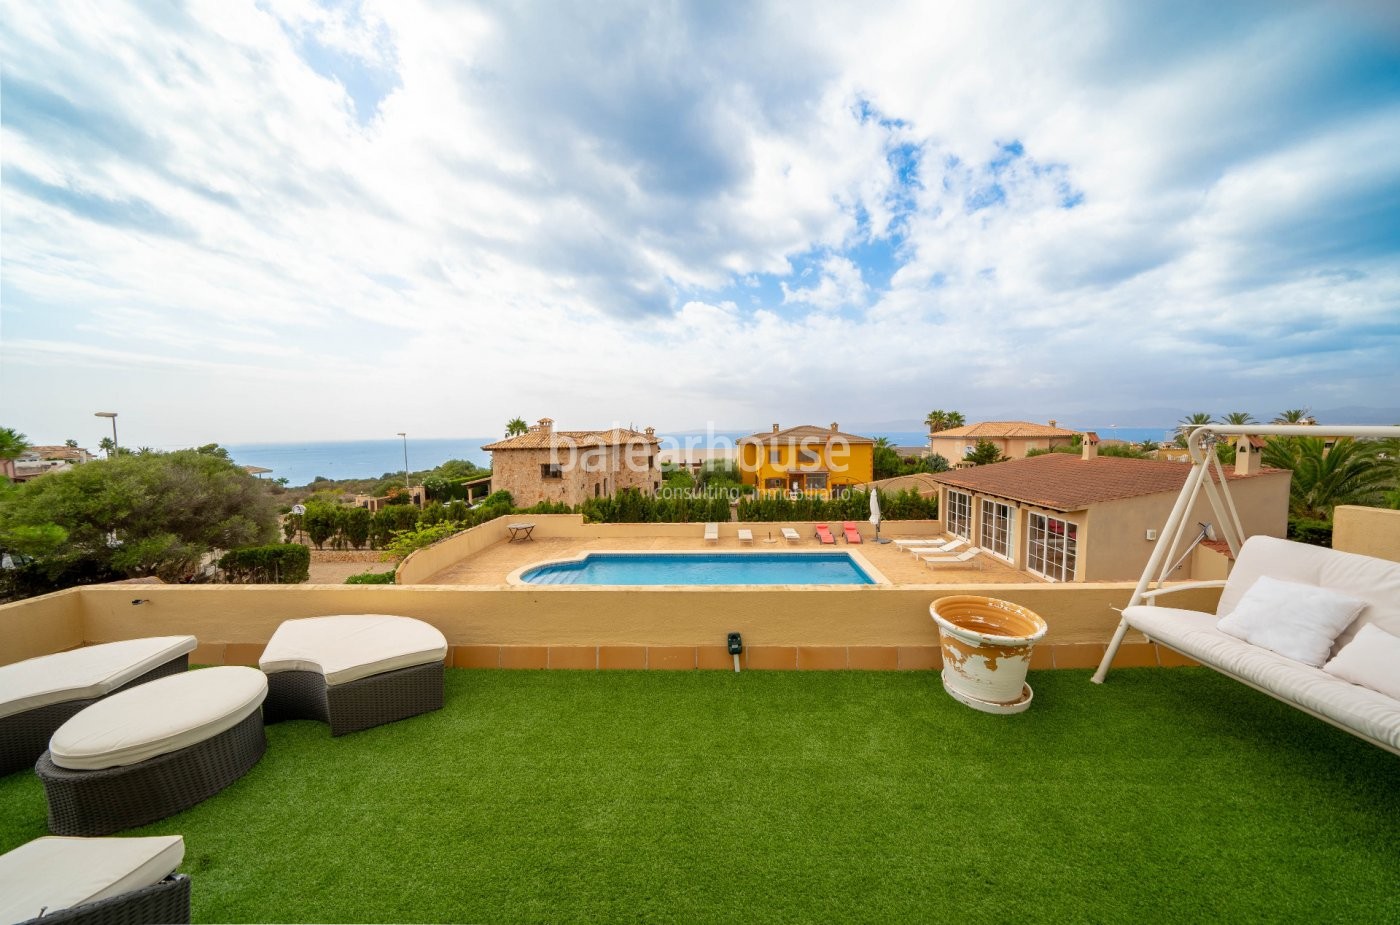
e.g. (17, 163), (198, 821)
(928, 454), (1284, 511)
(739, 424), (874, 445)
(929, 421), (1082, 439)
(482, 427), (659, 451)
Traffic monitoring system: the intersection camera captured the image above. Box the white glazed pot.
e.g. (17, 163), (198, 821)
(930, 596), (1048, 713)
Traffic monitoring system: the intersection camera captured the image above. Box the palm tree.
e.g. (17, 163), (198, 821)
(1261, 437), (1391, 519)
(1140, 440), (1160, 453)
(945, 411), (966, 429)
(505, 417), (528, 437)
(1222, 411), (1256, 425)
(924, 410), (948, 433)
(1272, 409), (1314, 424)
(1174, 412), (1214, 448)
(98, 437), (116, 458)
(64, 438), (79, 449)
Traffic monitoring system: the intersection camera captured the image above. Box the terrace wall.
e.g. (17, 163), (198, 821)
(2, 578), (1220, 672)
(1333, 505), (1400, 563)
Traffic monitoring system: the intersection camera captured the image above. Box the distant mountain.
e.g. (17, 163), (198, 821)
(1312, 406), (1400, 425)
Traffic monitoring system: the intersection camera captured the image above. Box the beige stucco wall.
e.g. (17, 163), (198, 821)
(1333, 505), (1400, 563)
(0, 579), (1226, 667)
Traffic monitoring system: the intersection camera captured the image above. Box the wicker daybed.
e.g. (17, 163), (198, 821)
(1, 834), (190, 925)
(259, 614), (448, 736)
(0, 636), (196, 776)
(36, 667), (267, 836)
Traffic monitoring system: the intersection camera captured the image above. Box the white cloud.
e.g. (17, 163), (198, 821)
(1, 0), (1396, 448)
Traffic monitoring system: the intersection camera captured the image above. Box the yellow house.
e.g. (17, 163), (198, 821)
(738, 423), (874, 497)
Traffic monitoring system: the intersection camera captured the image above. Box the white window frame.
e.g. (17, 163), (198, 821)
(980, 499), (1014, 563)
(946, 490), (973, 539)
(1027, 512), (1078, 582)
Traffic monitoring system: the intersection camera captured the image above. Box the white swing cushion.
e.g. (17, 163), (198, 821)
(1216, 576), (1366, 667)
(1323, 624), (1400, 702)
(1126, 605), (1400, 752)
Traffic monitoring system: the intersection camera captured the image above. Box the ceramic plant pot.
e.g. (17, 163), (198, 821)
(930, 595), (1048, 714)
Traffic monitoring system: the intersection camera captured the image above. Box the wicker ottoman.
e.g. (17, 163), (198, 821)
(260, 615), (448, 736)
(36, 667), (267, 836)
(0, 636), (196, 776)
(1, 835), (190, 925)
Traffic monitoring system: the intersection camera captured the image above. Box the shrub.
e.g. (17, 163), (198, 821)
(218, 544), (311, 584)
(1288, 517), (1333, 548)
(345, 570), (396, 584)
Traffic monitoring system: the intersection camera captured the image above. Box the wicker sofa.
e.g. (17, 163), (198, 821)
(1119, 536), (1400, 754)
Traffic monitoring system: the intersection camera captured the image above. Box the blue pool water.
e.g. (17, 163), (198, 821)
(521, 552), (876, 586)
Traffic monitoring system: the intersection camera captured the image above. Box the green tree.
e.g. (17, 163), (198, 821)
(64, 439), (79, 449)
(924, 410), (966, 434)
(873, 437), (902, 480)
(0, 449), (278, 592)
(1, 427), (31, 467)
(1272, 409), (1314, 424)
(505, 417), (528, 437)
(1262, 437), (1391, 520)
(1174, 412), (1214, 447)
(1222, 412), (1256, 425)
(301, 501), (341, 550)
(1140, 440), (1160, 453)
(965, 440), (1009, 466)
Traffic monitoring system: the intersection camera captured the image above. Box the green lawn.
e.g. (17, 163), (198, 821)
(3, 668), (1397, 923)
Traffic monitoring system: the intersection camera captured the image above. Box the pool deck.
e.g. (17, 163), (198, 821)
(416, 534), (1025, 586)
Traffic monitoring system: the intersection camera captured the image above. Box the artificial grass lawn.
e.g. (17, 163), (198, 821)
(2, 668), (1397, 924)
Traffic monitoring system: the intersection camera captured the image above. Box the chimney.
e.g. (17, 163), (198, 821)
(772, 423), (780, 433)
(1235, 437), (1260, 476)
(830, 422), (839, 433)
(1082, 431), (1099, 460)
(537, 418), (554, 433)
(644, 426), (655, 439)
(1048, 419), (1058, 429)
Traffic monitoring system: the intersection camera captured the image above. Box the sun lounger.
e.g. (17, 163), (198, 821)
(1, 834), (191, 925)
(260, 615), (447, 736)
(842, 522), (862, 544)
(738, 528), (753, 544)
(781, 528), (801, 544)
(704, 522), (719, 543)
(892, 538), (950, 548)
(814, 524), (836, 545)
(908, 536), (966, 556)
(920, 547), (982, 567)
(1, 636), (196, 776)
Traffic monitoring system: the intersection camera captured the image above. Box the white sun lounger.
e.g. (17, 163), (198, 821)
(907, 536), (967, 556)
(781, 527), (801, 543)
(920, 547), (982, 566)
(892, 538), (949, 548)
(704, 522), (719, 543)
(737, 528), (753, 544)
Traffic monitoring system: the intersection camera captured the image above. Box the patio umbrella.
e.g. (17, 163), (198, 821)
(869, 489), (884, 543)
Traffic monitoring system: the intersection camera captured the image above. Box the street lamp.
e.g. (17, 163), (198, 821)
(94, 412), (119, 458)
(396, 432), (410, 492)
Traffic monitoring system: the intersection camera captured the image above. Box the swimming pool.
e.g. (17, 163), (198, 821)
(518, 552), (877, 586)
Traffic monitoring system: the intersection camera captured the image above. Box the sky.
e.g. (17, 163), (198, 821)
(2, 0), (1399, 449)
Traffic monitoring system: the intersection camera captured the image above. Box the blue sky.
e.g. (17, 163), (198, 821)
(2, 0), (1398, 447)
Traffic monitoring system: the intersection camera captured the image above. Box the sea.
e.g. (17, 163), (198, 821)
(226, 426), (1175, 488)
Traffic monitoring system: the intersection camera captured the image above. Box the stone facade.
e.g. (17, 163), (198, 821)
(483, 418), (661, 508)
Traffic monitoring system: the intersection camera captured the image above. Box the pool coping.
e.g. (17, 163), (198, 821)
(505, 548), (892, 587)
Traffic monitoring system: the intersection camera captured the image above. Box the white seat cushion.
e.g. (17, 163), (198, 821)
(258, 615), (448, 687)
(1126, 605), (1400, 751)
(0, 636), (197, 720)
(0, 835), (183, 925)
(48, 667), (267, 771)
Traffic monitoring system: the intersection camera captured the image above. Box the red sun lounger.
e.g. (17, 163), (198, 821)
(842, 522), (863, 544)
(814, 524), (836, 545)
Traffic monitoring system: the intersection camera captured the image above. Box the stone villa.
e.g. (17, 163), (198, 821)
(482, 418), (661, 507)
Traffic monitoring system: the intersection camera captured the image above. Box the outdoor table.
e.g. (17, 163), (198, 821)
(507, 523), (536, 542)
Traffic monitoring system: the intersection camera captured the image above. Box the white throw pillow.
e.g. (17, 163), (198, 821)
(1216, 576), (1367, 667)
(1323, 624), (1400, 701)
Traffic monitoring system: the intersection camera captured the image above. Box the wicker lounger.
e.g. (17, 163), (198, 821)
(37, 709), (266, 836)
(1, 637), (196, 776)
(264, 661), (445, 736)
(16, 874), (191, 925)
(260, 615), (448, 736)
(35, 667), (267, 836)
(3, 834), (190, 925)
